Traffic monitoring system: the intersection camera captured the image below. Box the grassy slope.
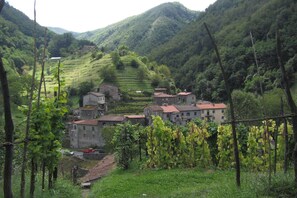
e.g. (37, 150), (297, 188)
(89, 168), (295, 198)
(41, 52), (153, 114)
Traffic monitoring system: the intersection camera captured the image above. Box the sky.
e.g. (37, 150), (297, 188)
(6, 0), (217, 33)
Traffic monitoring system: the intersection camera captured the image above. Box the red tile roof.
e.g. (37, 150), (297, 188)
(175, 105), (199, 111)
(146, 105), (163, 111)
(73, 119), (98, 125)
(154, 92), (176, 98)
(197, 103), (227, 110)
(160, 105), (179, 113)
(177, 92), (192, 96)
(88, 92), (104, 97)
(125, 115), (145, 119)
(98, 115), (126, 122)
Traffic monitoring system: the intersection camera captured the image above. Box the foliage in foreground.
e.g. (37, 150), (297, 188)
(0, 174), (81, 198)
(89, 167), (296, 198)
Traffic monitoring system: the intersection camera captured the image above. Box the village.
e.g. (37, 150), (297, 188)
(68, 83), (226, 150)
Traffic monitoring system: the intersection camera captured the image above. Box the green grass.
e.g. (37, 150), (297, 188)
(89, 167), (296, 198)
(0, 174), (81, 198)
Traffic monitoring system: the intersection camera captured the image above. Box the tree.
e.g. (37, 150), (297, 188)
(78, 81), (94, 96)
(230, 90), (262, 120)
(158, 64), (171, 77)
(0, 51), (14, 198)
(100, 66), (117, 83)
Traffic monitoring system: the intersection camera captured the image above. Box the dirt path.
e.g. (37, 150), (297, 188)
(80, 154), (116, 198)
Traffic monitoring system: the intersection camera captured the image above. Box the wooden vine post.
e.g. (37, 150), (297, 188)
(20, 0), (38, 197)
(204, 23), (241, 187)
(276, 30), (297, 185)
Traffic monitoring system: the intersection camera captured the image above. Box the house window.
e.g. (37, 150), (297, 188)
(222, 116), (225, 120)
(222, 109), (225, 113)
(207, 110), (209, 115)
(186, 112), (190, 116)
(92, 126), (95, 131)
(83, 126), (86, 130)
(181, 113), (184, 116)
(213, 110), (215, 113)
(194, 112), (197, 116)
(202, 110), (204, 114)
(73, 125), (77, 130)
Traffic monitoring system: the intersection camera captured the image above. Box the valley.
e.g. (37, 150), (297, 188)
(1, 0), (297, 197)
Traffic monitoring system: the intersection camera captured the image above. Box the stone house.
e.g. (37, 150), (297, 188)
(83, 92), (105, 106)
(175, 105), (201, 125)
(153, 92), (177, 105)
(98, 83), (121, 101)
(144, 104), (200, 125)
(144, 105), (164, 125)
(79, 92), (107, 119)
(98, 115), (126, 127)
(197, 102), (227, 123)
(177, 92), (196, 105)
(69, 119), (105, 149)
(125, 115), (146, 125)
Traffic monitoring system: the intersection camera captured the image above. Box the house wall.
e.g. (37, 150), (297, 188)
(70, 124), (105, 149)
(178, 94), (196, 105)
(80, 109), (97, 120)
(144, 107), (163, 125)
(200, 108), (226, 123)
(154, 97), (177, 105)
(83, 94), (105, 106)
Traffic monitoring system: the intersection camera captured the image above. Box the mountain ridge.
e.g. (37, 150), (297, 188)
(76, 2), (199, 55)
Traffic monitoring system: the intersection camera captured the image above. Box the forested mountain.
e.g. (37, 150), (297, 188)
(0, 2), (95, 112)
(0, 3), (96, 73)
(150, 0), (297, 102)
(77, 2), (199, 55)
(48, 27), (78, 36)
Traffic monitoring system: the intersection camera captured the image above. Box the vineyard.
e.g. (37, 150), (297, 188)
(111, 116), (294, 173)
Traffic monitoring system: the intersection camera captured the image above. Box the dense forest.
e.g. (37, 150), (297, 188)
(151, 0), (297, 102)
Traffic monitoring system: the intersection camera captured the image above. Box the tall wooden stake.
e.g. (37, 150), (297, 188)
(204, 23), (241, 187)
(276, 30), (297, 185)
(20, 0), (38, 197)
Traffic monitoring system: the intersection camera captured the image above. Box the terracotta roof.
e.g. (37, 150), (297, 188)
(197, 103), (227, 110)
(73, 119), (98, 125)
(160, 105), (179, 113)
(153, 92), (176, 98)
(125, 115), (145, 119)
(80, 154), (116, 183)
(146, 105), (163, 111)
(175, 105), (199, 111)
(88, 92), (104, 97)
(98, 115), (126, 122)
(177, 92), (192, 96)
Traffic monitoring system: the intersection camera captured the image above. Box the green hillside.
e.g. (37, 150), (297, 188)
(151, 0), (297, 102)
(77, 2), (199, 55)
(42, 50), (177, 114)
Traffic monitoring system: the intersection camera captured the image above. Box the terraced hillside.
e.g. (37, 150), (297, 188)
(41, 51), (156, 114)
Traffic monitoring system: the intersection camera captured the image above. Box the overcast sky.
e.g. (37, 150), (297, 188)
(6, 0), (217, 33)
